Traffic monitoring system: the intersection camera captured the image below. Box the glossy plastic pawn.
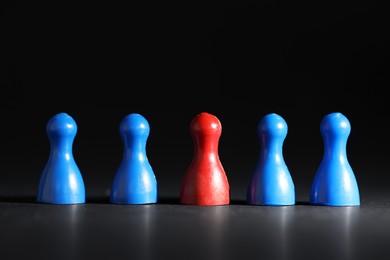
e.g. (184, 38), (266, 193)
(110, 113), (158, 204)
(247, 113), (295, 206)
(37, 112), (86, 204)
(179, 112), (230, 206)
(310, 112), (360, 206)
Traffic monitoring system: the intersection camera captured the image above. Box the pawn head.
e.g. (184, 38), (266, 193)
(190, 112), (222, 137)
(46, 112), (77, 139)
(257, 113), (287, 139)
(320, 112), (351, 139)
(119, 113), (150, 138)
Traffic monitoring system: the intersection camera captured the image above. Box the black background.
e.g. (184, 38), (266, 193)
(1, 2), (390, 260)
(1, 1), (389, 201)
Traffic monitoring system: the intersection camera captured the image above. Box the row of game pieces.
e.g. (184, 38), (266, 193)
(36, 111), (360, 207)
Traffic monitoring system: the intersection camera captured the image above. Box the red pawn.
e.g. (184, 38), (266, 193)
(179, 112), (230, 206)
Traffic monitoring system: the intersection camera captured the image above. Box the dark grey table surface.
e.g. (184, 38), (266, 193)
(1, 193), (390, 260)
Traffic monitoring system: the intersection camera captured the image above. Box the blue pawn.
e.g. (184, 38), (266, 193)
(110, 113), (158, 204)
(310, 112), (360, 206)
(247, 113), (295, 206)
(37, 112), (86, 204)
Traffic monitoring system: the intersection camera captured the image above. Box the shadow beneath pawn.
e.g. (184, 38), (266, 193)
(157, 197), (248, 206)
(86, 196), (180, 205)
(231, 199), (312, 207)
(295, 201), (312, 206)
(86, 196), (110, 204)
(230, 198), (247, 205)
(157, 196), (180, 205)
(0, 195), (114, 205)
(0, 195), (37, 204)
